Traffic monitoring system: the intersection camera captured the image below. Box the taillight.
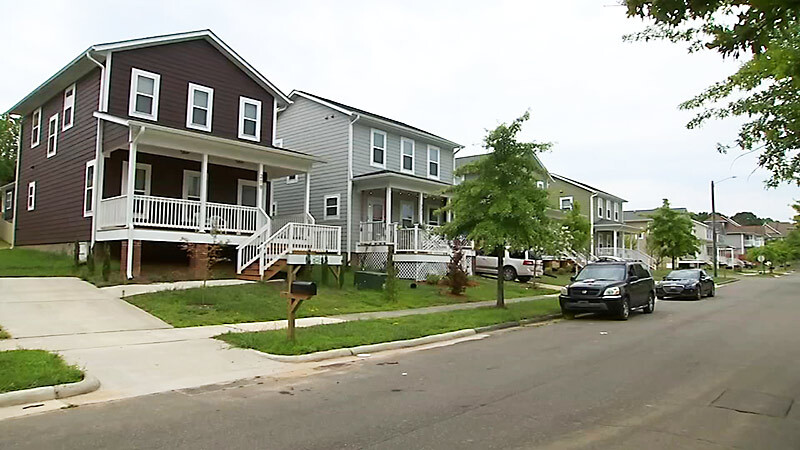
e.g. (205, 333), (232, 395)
(522, 260), (534, 266)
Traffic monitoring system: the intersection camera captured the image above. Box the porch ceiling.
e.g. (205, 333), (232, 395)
(594, 222), (643, 233)
(353, 170), (451, 196)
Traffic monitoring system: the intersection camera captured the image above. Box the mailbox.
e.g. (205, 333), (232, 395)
(291, 281), (317, 296)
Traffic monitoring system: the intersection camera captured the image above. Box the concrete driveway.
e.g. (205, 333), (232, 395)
(0, 277), (171, 338)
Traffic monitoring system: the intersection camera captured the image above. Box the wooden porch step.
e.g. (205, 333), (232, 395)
(236, 259), (288, 282)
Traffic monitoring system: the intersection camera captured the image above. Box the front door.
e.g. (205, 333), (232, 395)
(366, 196), (385, 241)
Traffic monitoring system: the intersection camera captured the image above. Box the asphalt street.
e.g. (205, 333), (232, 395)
(1, 273), (798, 449)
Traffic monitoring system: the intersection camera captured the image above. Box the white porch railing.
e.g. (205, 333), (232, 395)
(97, 195), (128, 229)
(272, 212), (315, 231)
(236, 222), (342, 276)
(597, 247), (656, 268)
(359, 221), (396, 244)
(98, 194), (263, 234)
(396, 225), (451, 253)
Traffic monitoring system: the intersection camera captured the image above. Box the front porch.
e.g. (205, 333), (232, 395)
(593, 221), (655, 268)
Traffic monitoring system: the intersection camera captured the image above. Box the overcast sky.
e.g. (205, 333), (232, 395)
(2, 1), (797, 221)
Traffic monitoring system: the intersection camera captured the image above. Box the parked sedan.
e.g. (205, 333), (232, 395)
(655, 269), (715, 300)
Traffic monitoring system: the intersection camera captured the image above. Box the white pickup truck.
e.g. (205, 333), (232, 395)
(475, 249), (545, 282)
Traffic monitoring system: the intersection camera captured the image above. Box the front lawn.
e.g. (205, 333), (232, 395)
(0, 350), (84, 394)
(0, 248), (77, 277)
(217, 298), (561, 355)
(127, 274), (557, 327)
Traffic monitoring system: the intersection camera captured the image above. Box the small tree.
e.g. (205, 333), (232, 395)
(647, 199), (700, 269)
(561, 201), (591, 254)
(446, 238), (469, 296)
(384, 245), (398, 302)
(440, 112), (553, 308)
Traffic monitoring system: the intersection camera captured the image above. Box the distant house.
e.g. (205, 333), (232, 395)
(0, 181), (14, 244)
(624, 208), (711, 268)
(702, 214), (764, 267)
(765, 221), (794, 240)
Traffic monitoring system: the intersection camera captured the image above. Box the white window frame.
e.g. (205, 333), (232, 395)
(4, 190), (12, 214)
(182, 170), (202, 200)
(46, 114), (58, 158)
(559, 196), (574, 211)
(400, 201), (414, 227)
(270, 201), (278, 216)
(186, 83), (214, 132)
(237, 179), (259, 206)
(427, 205), (440, 226)
(427, 145), (440, 180)
(273, 138), (284, 147)
(606, 202), (612, 220)
(84, 160), (96, 217)
(62, 84), (76, 131)
(323, 194), (340, 220)
(121, 161), (152, 196)
(400, 137), (415, 174)
(536, 180), (545, 189)
(597, 198), (603, 217)
(370, 129), (387, 169)
(614, 202), (619, 221)
(27, 181), (36, 211)
(238, 96), (262, 142)
(286, 174), (298, 184)
(31, 108), (42, 147)
(128, 68), (161, 121)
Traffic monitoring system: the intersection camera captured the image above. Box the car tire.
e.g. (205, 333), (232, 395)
(561, 310), (575, 320)
(695, 289), (702, 301)
(617, 297), (630, 321)
(708, 285), (715, 297)
(643, 292), (655, 314)
(503, 266), (517, 282)
(517, 276), (532, 283)
(656, 294), (664, 300)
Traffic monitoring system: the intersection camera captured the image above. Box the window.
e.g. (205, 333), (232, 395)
(597, 198), (603, 217)
(237, 179), (258, 207)
(286, 174), (298, 184)
(27, 181), (36, 211)
(182, 170), (201, 201)
(324, 194), (340, 220)
(606, 202), (612, 219)
(400, 137), (415, 174)
(614, 202), (619, 221)
(62, 84), (75, 131)
(400, 201), (414, 227)
(270, 202), (278, 216)
(129, 68), (161, 120)
(427, 206), (440, 226)
(536, 180), (545, 189)
(121, 162), (152, 196)
(185, 83), (214, 132)
(4, 190), (12, 212)
(370, 129), (387, 168)
(560, 196), (573, 210)
(47, 114), (58, 158)
(84, 160), (96, 217)
(428, 145), (440, 179)
(238, 97), (261, 141)
(31, 108), (42, 147)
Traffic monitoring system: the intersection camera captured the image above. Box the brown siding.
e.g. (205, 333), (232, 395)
(103, 150), (269, 205)
(107, 40), (275, 146)
(15, 69), (101, 246)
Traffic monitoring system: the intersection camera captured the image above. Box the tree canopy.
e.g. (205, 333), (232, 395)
(647, 199), (701, 268)
(440, 112), (554, 306)
(624, 1), (800, 187)
(731, 211), (773, 225)
(561, 201), (591, 254)
(0, 114), (19, 186)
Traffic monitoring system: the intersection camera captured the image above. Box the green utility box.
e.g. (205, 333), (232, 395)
(354, 271), (387, 290)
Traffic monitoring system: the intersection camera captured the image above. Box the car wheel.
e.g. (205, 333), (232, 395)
(617, 297), (630, 321)
(709, 285), (715, 297)
(503, 266), (517, 282)
(517, 276), (532, 283)
(695, 289), (702, 301)
(561, 310), (575, 320)
(656, 294), (664, 300)
(643, 292), (655, 314)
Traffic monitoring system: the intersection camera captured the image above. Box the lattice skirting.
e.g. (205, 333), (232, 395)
(354, 253), (475, 281)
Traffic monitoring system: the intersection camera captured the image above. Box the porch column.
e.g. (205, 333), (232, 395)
(386, 186), (393, 241)
(92, 151), (105, 243)
(613, 230), (618, 256)
(199, 153), (209, 232)
(445, 197), (452, 223)
(418, 192), (424, 224)
(304, 172), (311, 220)
(256, 163), (264, 227)
(125, 132), (138, 279)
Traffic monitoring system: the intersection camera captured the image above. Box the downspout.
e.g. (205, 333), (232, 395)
(86, 50), (105, 247)
(346, 113), (360, 264)
(11, 119), (22, 249)
(589, 193), (597, 257)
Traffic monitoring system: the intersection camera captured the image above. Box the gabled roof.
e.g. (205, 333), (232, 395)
(703, 213), (741, 227)
(727, 224), (768, 236)
(454, 152), (554, 182)
(288, 91), (462, 149)
(7, 29), (291, 116)
(623, 207), (689, 223)
(767, 221), (794, 237)
(550, 174), (626, 202)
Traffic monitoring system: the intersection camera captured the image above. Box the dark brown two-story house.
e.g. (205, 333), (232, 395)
(7, 30), (342, 279)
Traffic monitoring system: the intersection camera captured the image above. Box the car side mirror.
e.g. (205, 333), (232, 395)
(569, 276), (576, 282)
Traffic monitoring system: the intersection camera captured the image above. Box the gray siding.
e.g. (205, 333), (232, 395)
(352, 122), (455, 183)
(275, 97), (350, 250)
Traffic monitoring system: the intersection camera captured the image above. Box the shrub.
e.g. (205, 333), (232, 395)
(446, 239), (469, 296)
(426, 274), (443, 285)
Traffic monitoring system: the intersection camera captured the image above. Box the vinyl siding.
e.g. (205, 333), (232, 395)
(15, 69), (101, 246)
(274, 97), (350, 250)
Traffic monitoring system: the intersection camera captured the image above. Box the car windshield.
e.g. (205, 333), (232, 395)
(666, 270), (700, 280)
(575, 265), (626, 281)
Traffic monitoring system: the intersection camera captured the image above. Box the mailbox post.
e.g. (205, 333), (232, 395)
(281, 265), (317, 341)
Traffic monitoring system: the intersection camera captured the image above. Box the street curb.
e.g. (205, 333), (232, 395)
(474, 313), (562, 333)
(0, 375), (100, 408)
(250, 329), (478, 363)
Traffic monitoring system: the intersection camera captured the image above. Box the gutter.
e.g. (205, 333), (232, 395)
(589, 193), (597, 257)
(346, 114), (361, 262)
(86, 51), (105, 247)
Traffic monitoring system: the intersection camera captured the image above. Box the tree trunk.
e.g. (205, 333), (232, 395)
(496, 248), (505, 308)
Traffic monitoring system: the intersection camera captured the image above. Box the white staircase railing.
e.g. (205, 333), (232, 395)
(597, 247), (656, 268)
(236, 216), (273, 274)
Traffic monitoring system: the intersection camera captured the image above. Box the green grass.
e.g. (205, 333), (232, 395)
(0, 326), (9, 340)
(217, 298), (561, 355)
(127, 274), (557, 328)
(0, 248), (77, 277)
(0, 350), (84, 394)
(535, 272), (574, 286)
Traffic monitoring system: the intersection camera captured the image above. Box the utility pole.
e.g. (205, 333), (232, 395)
(711, 180), (718, 278)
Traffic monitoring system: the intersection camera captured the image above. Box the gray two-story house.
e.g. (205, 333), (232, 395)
(274, 91), (463, 279)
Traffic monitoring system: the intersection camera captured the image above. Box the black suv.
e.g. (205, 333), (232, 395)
(559, 260), (656, 320)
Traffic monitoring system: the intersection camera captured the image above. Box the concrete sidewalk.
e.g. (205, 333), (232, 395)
(100, 279), (254, 299)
